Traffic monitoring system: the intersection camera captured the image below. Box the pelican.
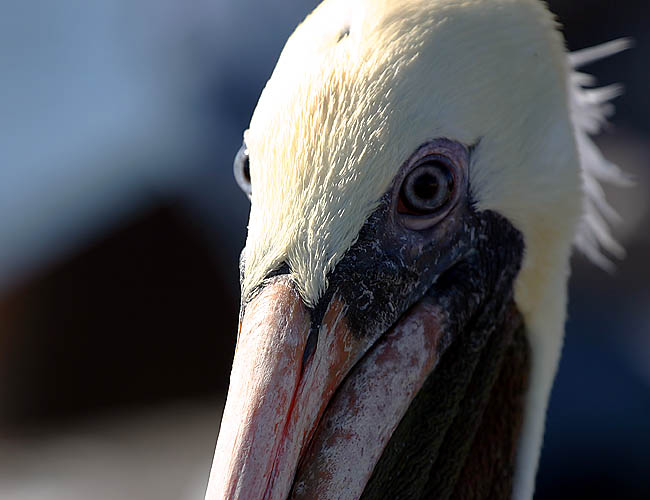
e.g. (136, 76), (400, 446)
(206, 0), (629, 498)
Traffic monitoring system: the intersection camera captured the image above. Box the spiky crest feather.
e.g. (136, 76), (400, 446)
(569, 38), (631, 268)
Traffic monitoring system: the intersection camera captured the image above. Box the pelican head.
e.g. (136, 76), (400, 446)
(206, 0), (627, 498)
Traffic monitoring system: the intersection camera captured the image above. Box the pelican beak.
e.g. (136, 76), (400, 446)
(206, 273), (447, 500)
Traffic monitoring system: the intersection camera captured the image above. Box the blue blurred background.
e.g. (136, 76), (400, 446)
(0, 1), (648, 498)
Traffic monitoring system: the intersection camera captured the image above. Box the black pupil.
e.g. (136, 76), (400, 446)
(412, 172), (440, 201)
(400, 160), (454, 214)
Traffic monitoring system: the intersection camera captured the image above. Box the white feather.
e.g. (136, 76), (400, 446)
(569, 39), (633, 267)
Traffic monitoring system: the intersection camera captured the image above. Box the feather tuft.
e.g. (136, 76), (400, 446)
(569, 39), (633, 268)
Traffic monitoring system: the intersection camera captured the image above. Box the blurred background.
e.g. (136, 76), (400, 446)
(0, 1), (648, 498)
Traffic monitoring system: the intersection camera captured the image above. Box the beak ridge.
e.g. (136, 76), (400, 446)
(205, 278), (310, 499)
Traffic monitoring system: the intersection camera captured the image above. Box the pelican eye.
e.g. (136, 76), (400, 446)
(233, 142), (252, 199)
(398, 159), (455, 215)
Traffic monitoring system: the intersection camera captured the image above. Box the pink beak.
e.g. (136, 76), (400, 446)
(205, 275), (447, 500)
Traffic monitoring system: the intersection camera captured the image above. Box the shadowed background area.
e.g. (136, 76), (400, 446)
(0, 1), (648, 498)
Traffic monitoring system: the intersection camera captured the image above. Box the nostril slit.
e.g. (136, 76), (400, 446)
(301, 325), (319, 375)
(301, 286), (336, 375)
